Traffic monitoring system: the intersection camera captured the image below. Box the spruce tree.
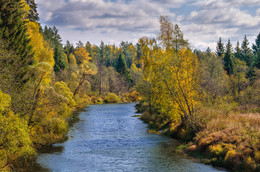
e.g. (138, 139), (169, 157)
(224, 40), (235, 76)
(116, 53), (132, 82)
(252, 32), (260, 69)
(116, 53), (128, 75)
(241, 35), (253, 67)
(235, 41), (242, 60)
(216, 37), (225, 57)
(0, 0), (34, 85)
(25, 0), (39, 22)
(43, 26), (66, 72)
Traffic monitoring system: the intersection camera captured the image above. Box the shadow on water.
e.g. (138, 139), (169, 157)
(37, 145), (64, 154)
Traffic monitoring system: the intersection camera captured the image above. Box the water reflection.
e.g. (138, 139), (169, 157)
(27, 103), (224, 172)
(37, 145), (64, 154)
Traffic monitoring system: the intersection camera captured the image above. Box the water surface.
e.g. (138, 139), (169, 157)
(34, 103), (224, 172)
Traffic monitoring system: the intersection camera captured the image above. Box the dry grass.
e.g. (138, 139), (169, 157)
(191, 111), (260, 171)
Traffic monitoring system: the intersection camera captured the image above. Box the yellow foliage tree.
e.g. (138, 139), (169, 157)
(141, 45), (200, 131)
(0, 89), (35, 171)
(54, 81), (76, 107)
(26, 22), (54, 67)
(73, 47), (97, 97)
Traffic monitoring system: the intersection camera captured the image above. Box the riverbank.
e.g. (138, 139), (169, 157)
(9, 94), (139, 171)
(24, 103), (222, 171)
(136, 102), (260, 172)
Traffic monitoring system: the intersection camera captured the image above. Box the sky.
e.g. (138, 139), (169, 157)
(36, 0), (260, 51)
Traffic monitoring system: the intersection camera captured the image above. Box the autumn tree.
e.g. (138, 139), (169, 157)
(158, 16), (188, 51)
(73, 47), (96, 96)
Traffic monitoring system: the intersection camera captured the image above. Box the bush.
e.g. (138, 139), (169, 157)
(104, 93), (120, 103)
(0, 90), (35, 171)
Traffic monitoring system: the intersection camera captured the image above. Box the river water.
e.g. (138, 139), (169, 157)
(31, 103), (224, 172)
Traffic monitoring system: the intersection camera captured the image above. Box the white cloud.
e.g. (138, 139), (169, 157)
(35, 0), (260, 50)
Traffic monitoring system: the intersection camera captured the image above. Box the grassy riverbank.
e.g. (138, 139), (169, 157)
(136, 102), (260, 171)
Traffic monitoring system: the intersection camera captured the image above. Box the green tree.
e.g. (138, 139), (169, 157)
(235, 41), (242, 60)
(216, 37), (225, 57)
(25, 0), (39, 21)
(241, 35), (253, 67)
(0, 0), (34, 85)
(224, 40), (235, 76)
(116, 53), (128, 76)
(64, 40), (75, 63)
(43, 26), (66, 72)
(172, 24), (189, 51)
(252, 32), (260, 69)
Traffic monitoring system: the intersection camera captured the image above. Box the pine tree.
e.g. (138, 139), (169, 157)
(235, 41), (242, 60)
(43, 26), (66, 72)
(241, 35), (253, 67)
(116, 53), (128, 75)
(25, 0), (39, 22)
(224, 40), (235, 76)
(64, 40), (75, 63)
(116, 53), (132, 82)
(252, 32), (260, 69)
(216, 37), (225, 57)
(0, 0), (34, 85)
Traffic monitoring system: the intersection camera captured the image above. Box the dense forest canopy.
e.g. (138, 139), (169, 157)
(0, 1), (259, 171)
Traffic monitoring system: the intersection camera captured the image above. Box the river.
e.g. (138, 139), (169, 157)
(29, 103), (224, 172)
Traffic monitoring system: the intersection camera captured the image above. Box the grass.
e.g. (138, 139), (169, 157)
(187, 111), (260, 171)
(137, 102), (260, 171)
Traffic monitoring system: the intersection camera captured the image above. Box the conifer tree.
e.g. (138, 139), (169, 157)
(116, 53), (128, 75)
(235, 41), (242, 60)
(43, 26), (66, 72)
(25, 0), (39, 21)
(252, 32), (260, 69)
(224, 40), (235, 76)
(216, 37), (225, 57)
(241, 35), (253, 67)
(0, 0), (34, 85)
(116, 53), (132, 82)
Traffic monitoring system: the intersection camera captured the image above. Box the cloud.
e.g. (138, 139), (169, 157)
(36, 0), (260, 50)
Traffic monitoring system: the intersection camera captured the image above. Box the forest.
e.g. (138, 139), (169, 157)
(0, 0), (259, 171)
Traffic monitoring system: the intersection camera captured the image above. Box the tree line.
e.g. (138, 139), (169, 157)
(136, 16), (260, 171)
(0, 0), (142, 170)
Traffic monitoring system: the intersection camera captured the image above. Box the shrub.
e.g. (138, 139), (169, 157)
(104, 93), (120, 103)
(0, 90), (35, 171)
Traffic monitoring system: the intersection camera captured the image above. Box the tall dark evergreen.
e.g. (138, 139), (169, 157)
(241, 35), (253, 67)
(43, 26), (66, 72)
(235, 41), (242, 60)
(116, 53), (129, 78)
(224, 40), (235, 76)
(216, 37), (225, 57)
(121, 41), (132, 68)
(85, 41), (92, 58)
(64, 40), (75, 63)
(76, 41), (84, 48)
(25, 0), (39, 22)
(252, 32), (260, 69)
(0, 0), (34, 85)
(136, 43), (142, 68)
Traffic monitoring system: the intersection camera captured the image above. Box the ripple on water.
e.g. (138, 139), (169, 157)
(34, 103), (225, 172)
